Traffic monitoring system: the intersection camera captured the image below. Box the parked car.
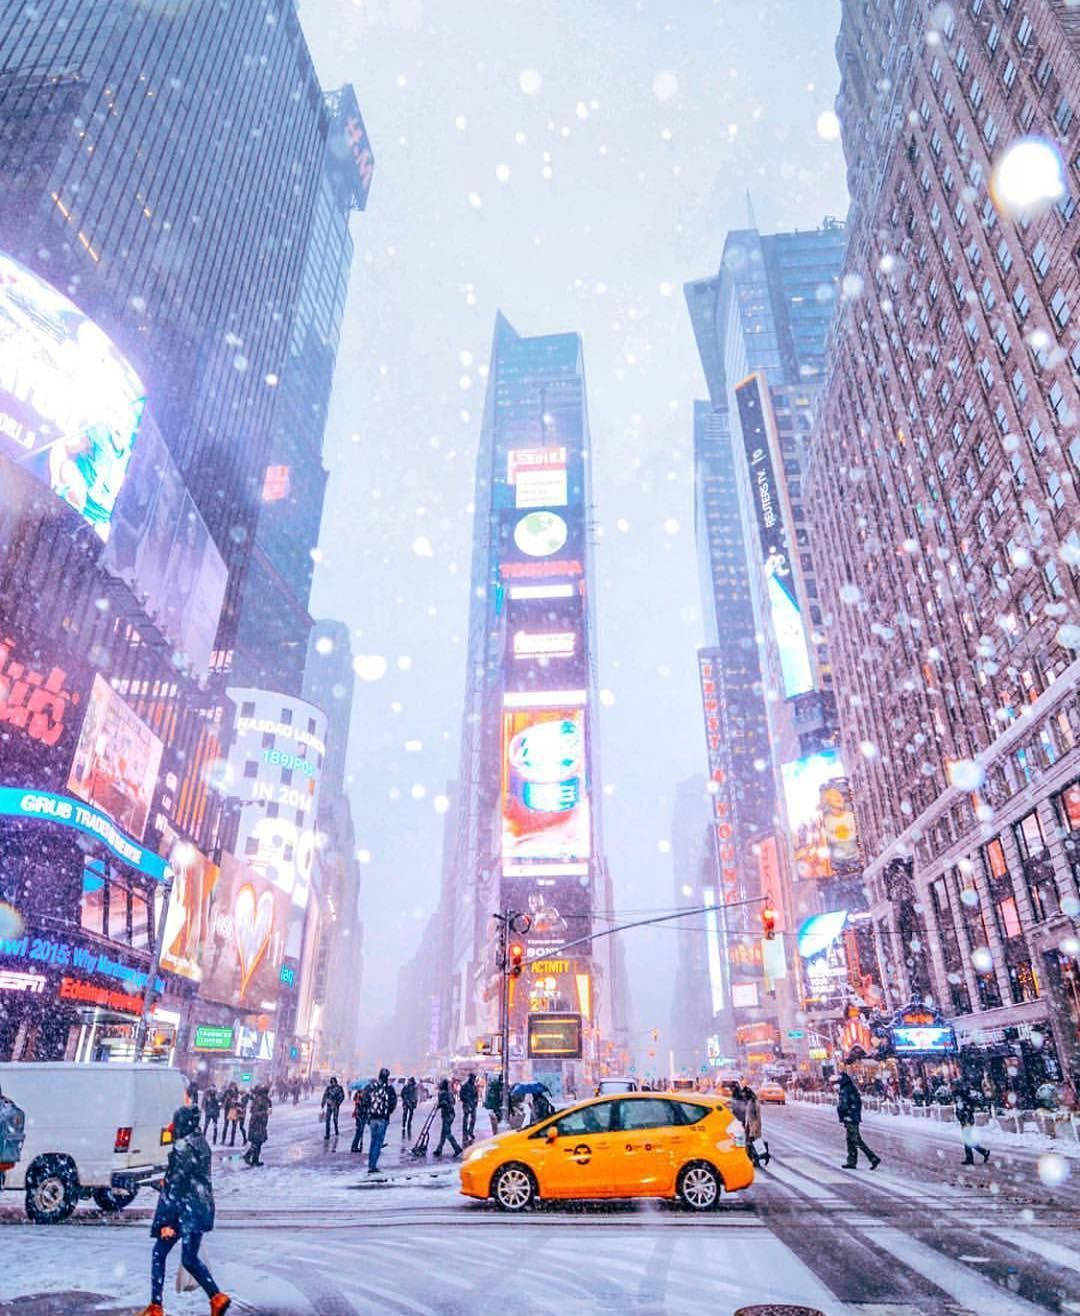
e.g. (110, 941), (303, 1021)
(0, 1062), (185, 1223)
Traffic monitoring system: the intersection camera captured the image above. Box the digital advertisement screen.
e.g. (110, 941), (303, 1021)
(504, 592), (586, 695)
(781, 749), (843, 833)
(797, 909), (849, 958)
(67, 676), (164, 842)
(891, 1025), (957, 1054)
(526, 1011), (582, 1059)
(501, 873), (591, 952)
(158, 826), (217, 983)
(198, 855), (291, 1012)
(766, 573), (813, 698)
(497, 507), (584, 573)
(0, 251), (145, 540)
(501, 708), (590, 861)
(507, 446), (569, 508)
(820, 778), (860, 874)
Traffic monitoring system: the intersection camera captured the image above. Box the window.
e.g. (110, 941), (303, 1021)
(1055, 99), (1074, 134)
(980, 277), (996, 309)
(996, 239), (1013, 272)
(80, 863), (107, 936)
(244, 837), (259, 856)
(986, 22), (1000, 51)
(131, 893), (151, 951)
(1014, 809), (1046, 859)
(969, 78), (983, 110)
(994, 322), (1012, 355)
(241, 701), (255, 718)
(1002, 59), (1017, 92)
(547, 1102), (615, 1137)
(107, 881), (129, 943)
(978, 356), (995, 388)
(673, 1102), (710, 1125)
(1057, 780), (1080, 832)
(244, 760), (258, 779)
(983, 114), (998, 148)
(617, 1099), (679, 1131)
(1036, 55), (1053, 89)
(1016, 15), (1033, 49)
(931, 129), (943, 157)
(261, 731), (274, 750)
(1012, 284), (1031, 318)
(1049, 380), (1067, 420)
(1031, 240), (1050, 280)
(1050, 288), (1071, 326)
(996, 893), (1022, 939)
(1028, 417), (1046, 453)
(955, 44), (970, 74)
(280, 707), (293, 725)
(281, 768), (293, 786)
(1046, 472), (1066, 513)
(1007, 958), (1040, 1004)
(1011, 369), (1028, 402)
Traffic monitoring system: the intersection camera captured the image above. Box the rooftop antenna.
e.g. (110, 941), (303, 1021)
(745, 189), (759, 232)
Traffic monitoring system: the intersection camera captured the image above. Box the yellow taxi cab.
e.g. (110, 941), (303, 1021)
(459, 1090), (753, 1212)
(757, 1082), (787, 1105)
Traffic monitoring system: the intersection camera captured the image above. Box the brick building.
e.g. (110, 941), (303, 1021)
(807, 0), (1080, 1096)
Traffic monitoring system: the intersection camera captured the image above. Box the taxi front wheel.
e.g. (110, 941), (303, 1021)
(491, 1162), (537, 1212)
(676, 1161), (721, 1211)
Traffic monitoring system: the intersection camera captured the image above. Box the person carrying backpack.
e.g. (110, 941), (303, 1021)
(365, 1068), (398, 1173)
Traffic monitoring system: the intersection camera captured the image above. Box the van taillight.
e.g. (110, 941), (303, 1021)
(161, 1125), (174, 1146)
(114, 1127), (132, 1153)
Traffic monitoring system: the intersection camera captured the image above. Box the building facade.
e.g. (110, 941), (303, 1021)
(806, 0), (1080, 1098)
(432, 314), (624, 1086)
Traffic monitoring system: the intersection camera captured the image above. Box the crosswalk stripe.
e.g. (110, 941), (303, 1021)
(989, 1227), (1080, 1275)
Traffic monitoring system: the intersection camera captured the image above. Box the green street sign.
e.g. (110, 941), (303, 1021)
(193, 1024), (234, 1052)
(239, 1071), (253, 1083)
(787, 1029), (805, 1040)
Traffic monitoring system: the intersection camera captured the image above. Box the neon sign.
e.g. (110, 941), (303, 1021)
(0, 638), (81, 749)
(0, 786), (170, 879)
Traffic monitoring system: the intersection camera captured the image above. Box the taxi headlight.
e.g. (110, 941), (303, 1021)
(464, 1145), (494, 1165)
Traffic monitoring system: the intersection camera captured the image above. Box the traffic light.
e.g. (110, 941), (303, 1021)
(761, 899), (778, 941)
(509, 942), (525, 978)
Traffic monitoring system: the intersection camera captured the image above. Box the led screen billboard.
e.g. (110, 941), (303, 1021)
(501, 873), (590, 953)
(781, 749), (843, 833)
(820, 778), (860, 875)
(326, 87), (375, 210)
(504, 592), (586, 695)
(157, 826), (216, 983)
(507, 446), (569, 509)
(497, 508), (584, 574)
(526, 1011), (582, 1059)
(67, 676), (164, 842)
(501, 708), (590, 861)
(0, 251), (145, 540)
(102, 424), (227, 680)
(198, 855), (291, 1012)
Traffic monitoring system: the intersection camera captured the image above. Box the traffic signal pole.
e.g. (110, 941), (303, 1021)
(498, 908), (511, 1124)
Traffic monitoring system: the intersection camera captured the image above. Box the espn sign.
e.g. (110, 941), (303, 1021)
(0, 969), (46, 994)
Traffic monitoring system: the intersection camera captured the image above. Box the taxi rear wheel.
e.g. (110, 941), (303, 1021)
(491, 1162), (537, 1212)
(676, 1161), (721, 1211)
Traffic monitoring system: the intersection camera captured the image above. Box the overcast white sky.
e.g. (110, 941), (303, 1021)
(302, 0), (850, 1052)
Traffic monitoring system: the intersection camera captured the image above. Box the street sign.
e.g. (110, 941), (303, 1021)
(787, 1029), (805, 1040)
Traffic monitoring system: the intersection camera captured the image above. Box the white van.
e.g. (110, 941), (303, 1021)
(0, 1062), (186, 1223)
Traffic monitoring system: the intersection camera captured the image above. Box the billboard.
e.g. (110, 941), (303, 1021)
(198, 855), (291, 1012)
(102, 426), (227, 680)
(327, 88), (375, 210)
(734, 373), (812, 698)
(67, 676), (164, 842)
(501, 708), (590, 861)
(0, 251), (145, 540)
(504, 592), (586, 695)
(820, 778), (860, 875)
(497, 508), (584, 574)
(500, 873), (590, 953)
(0, 630), (90, 794)
(698, 650), (739, 906)
(526, 1011), (582, 1059)
(781, 749), (843, 833)
(507, 446), (568, 509)
(157, 826), (216, 983)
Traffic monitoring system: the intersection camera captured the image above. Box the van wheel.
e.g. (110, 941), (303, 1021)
(93, 1186), (138, 1212)
(676, 1161), (721, 1211)
(25, 1156), (79, 1224)
(491, 1162), (537, 1211)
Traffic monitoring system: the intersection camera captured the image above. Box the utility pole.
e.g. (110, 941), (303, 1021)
(498, 908), (511, 1124)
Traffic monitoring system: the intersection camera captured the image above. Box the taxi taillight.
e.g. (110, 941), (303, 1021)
(114, 1126), (132, 1153)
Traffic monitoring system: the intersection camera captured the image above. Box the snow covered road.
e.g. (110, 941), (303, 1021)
(1, 1100), (1076, 1314)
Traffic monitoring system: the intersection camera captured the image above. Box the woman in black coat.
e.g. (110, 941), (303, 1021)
(140, 1105), (230, 1316)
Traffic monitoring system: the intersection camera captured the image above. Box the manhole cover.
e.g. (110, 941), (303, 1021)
(734, 1308), (826, 1316)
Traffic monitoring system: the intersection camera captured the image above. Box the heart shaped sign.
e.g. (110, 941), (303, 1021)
(232, 883), (274, 997)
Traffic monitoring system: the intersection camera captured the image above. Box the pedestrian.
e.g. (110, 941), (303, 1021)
(740, 1083), (764, 1167)
(484, 1073), (503, 1136)
(224, 1088), (247, 1147)
(365, 1067), (398, 1173)
(138, 1104), (230, 1316)
(291, 1078), (300, 1106)
(201, 1085), (221, 1144)
(244, 1085), (272, 1167)
(321, 1075), (345, 1140)
(432, 1078), (462, 1158)
(460, 1073), (478, 1144)
(837, 1070), (880, 1170)
(351, 1082), (370, 1154)
(400, 1075), (418, 1141)
(953, 1080), (991, 1165)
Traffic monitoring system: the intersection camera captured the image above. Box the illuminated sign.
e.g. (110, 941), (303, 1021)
(261, 464), (291, 502)
(59, 976), (142, 1015)
(0, 251), (145, 541)
(734, 373), (812, 698)
(279, 962), (296, 988)
(501, 873), (590, 953)
(0, 923), (163, 993)
(513, 511), (568, 557)
(501, 562), (583, 581)
(68, 675), (164, 841)
(820, 778), (860, 875)
(731, 982), (759, 1009)
(235, 715), (326, 759)
(781, 749), (844, 834)
(508, 583), (576, 600)
(703, 888), (725, 1014)
(503, 689), (587, 708)
(0, 786), (170, 879)
(698, 651), (739, 906)
(797, 910), (848, 958)
(0, 969), (46, 994)
(198, 855), (291, 1012)
(501, 708), (590, 861)
(508, 447), (568, 509)
(193, 1024), (235, 1052)
(0, 637), (82, 751)
(892, 1025), (957, 1054)
(158, 826), (216, 984)
(526, 1011), (582, 1059)
(234, 1024), (276, 1061)
(513, 631), (576, 659)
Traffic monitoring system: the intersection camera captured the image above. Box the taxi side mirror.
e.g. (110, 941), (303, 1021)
(545, 1125), (559, 1143)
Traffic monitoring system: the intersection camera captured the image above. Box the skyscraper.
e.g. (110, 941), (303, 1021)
(433, 314), (623, 1083)
(807, 0), (1080, 1096)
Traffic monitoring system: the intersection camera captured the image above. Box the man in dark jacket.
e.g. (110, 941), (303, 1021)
(837, 1071), (881, 1169)
(484, 1073), (503, 1136)
(953, 1080), (991, 1164)
(459, 1074), (478, 1144)
(433, 1078), (462, 1158)
(139, 1105), (230, 1316)
(321, 1076), (345, 1140)
(366, 1068), (398, 1172)
(201, 1085), (221, 1144)
(351, 1083), (371, 1154)
(400, 1076), (418, 1140)
(244, 1086), (272, 1166)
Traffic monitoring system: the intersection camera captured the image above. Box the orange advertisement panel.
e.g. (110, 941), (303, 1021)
(198, 855), (290, 1012)
(67, 675), (163, 841)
